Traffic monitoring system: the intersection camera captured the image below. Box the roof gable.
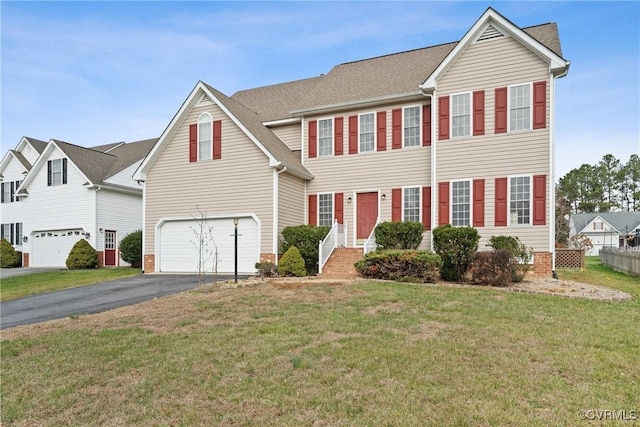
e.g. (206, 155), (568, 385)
(571, 212), (640, 234)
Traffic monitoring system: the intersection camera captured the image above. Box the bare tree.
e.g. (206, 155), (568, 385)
(190, 206), (219, 286)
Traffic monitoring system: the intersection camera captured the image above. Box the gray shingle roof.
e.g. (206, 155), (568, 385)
(571, 212), (640, 234)
(90, 142), (125, 153)
(24, 137), (48, 154)
(11, 150), (32, 170)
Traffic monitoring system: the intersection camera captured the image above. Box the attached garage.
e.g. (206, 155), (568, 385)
(157, 216), (259, 273)
(30, 229), (86, 267)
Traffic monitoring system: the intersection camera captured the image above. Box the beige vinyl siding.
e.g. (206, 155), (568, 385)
(144, 100), (274, 254)
(436, 35), (551, 252)
(277, 171), (305, 247)
(304, 102), (432, 247)
(271, 123), (302, 152)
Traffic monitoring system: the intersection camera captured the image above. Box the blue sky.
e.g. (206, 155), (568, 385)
(1, 1), (638, 179)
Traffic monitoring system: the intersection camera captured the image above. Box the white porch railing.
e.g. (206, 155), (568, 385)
(363, 217), (381, 255)
(318, 219), (347, 274)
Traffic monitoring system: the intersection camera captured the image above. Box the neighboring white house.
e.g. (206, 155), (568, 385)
(569, 212), (640, 255)
(1, 137), (156, 267)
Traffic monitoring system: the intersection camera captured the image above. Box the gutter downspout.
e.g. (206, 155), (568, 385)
(94, 186), (101, 266)
(273, 166), (287, 265)
(550, 71), (557, 278)
(419, 86), (436, 251)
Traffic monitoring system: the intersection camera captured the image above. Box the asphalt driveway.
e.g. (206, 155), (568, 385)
(1, 273), (244, 330)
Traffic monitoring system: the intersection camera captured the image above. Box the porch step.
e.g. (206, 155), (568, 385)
(320, 247), (363, 279)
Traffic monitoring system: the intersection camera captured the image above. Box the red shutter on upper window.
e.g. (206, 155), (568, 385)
(392, 188), (402, 222)
(334, 117), (343, 155)
(533, 81), (547, 129)
(438, 182), (450, 226)
(189, 124), (197, 163)
(308, 194), (317, 225)
(533, 174), (547, 225)
(335, 193), (344, 224)
(495, 177), (508, 226)
(495, 87), (507, 134)
(213, 120), (222, 160)
(422, 186), (432, 230)
(392, 109), (402, 149)
(438, 96), (450, 140)
(348, 115), (358, 154)
(423, 104), (432, 146)
(473, 90), (485, 136)
(472, 179), (485, 227)
(308, 120), (317, 158)
(377, 111), (387, 151)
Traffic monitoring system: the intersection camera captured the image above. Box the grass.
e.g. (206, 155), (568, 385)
(1, 260), (638, 425)
(0, 268), (142, 301)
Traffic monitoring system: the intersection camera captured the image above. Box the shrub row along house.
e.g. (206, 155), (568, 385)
(0, 137), (156, 267)
(133, 8), (570, 277)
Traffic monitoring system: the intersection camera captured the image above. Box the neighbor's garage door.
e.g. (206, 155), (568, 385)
(158, 217), (259, 273)
(31, 229), (86, 267)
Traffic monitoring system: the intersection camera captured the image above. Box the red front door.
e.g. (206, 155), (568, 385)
(357, 192), (378, 239)
(105, 230), (116, 266)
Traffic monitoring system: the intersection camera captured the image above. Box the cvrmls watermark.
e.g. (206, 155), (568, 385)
(578, 409), (638, 421)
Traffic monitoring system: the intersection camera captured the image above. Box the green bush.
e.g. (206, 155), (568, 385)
(374, 221), (424, 250)
(120, 230), (142, 268)
(65, 239), (98, 269)
(487, 235), (532, 281)
(433, 225), (480, 282)
(281, 225), (329, 275)
(1, 238), (20, 268)
(255, 261), (276, 277)
(469, 250), (515, 286)
(277, 246), (306, 277)
(354, 250), (442, 283)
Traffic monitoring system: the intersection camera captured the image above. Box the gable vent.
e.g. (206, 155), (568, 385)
(478, 24), (504, 41)
(200, 95), (211, 104)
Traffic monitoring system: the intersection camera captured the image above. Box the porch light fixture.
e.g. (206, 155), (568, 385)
(381, 194), (386, 201)
(83, 232), (91, 239)
(22, 236), (28, 243)
(347, 197), (352, 203)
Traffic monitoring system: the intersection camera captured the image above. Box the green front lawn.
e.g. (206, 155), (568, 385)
(1, 259), (638, 425)
(0, 268), (142, 301)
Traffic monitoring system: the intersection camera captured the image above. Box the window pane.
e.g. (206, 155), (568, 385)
(403, 187), (420, 222)
(318, 119), (333, 156)
(509, 84), (530, 131)
(404, 106), (420, 147)
(199, 121), (211, 161)
(2, 184), (10, 203)
(359, 113), (375, 152)
(451, 93), (470, 137)
(51, 159), (62, 186)
(318, 194), (333, 227)
(510, 176), (530, 224)
(451, 181), (470, 226)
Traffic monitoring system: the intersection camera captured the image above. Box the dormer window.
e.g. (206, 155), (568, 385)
(47, 159), (68, 186)
(198, 113), (212, 161)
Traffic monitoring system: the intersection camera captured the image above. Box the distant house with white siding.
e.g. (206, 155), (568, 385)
(134, 7), (570, 276)
(0, 137), (156, 267)
(569, 212), (640, 255)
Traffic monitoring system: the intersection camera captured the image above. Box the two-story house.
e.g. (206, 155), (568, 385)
(1, 137), (156, 267)
(135, 8), (570, 276)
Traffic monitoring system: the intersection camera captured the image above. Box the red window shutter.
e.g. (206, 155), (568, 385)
(189, 124), (197, 162)
(533, 174), (547, 225)
(495, 177), (508, 226)
(473, 90), (485, 136)
(438, 96), (450, 140)
(422, 104), (432, 146)
(533, 81), (547, 129)
(422, 186), (432, 230)
(213, 120), (222, 160)
(376, 111), (386, 151)
(438, 182), (450, 226)
(495, 87), (507, 134)
(335, 193), (344, 223)
(348, 115), (358, 154)
(308, 120), (317, 158)
(472, 179), (485, 227)
(308, 194), (317, 225)
(392, 188), (402, 222)
(334, 117), (343, 155)
(392, 109), (402, 149)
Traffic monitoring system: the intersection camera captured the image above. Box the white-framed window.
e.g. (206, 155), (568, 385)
(451, 180), (471, 226)
(318, 193), (334, 227)
(15, 180), (22, 202)
(0, 222), (21, 245)
(318, 118), (333, 156)
(451, 93), (471, 137)
(1, 224), (11, 242)
(403, 106), (421, 147)
(359, 113), (375, 152)
(403, 187), (421, 222)
(50, 159), (63, 186)
(1, 183), (11, 203)
(198, 112), (212, 161)
(509, 175), (531, 225)
(509, 83), (531, 131)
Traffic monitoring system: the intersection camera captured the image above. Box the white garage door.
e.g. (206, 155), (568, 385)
(158, 217), (259, 273)
(31, 229), (86, 267)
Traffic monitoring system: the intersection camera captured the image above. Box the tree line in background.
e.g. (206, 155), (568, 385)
(555, 153), (639, 246)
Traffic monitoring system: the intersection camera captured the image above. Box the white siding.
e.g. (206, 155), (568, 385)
(21, 142), (40, 165)
(0, 157), (27, 249)
(96, 189), (143, 266)
(103, 160), (144, 189)
(278, 171), (305, 243)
